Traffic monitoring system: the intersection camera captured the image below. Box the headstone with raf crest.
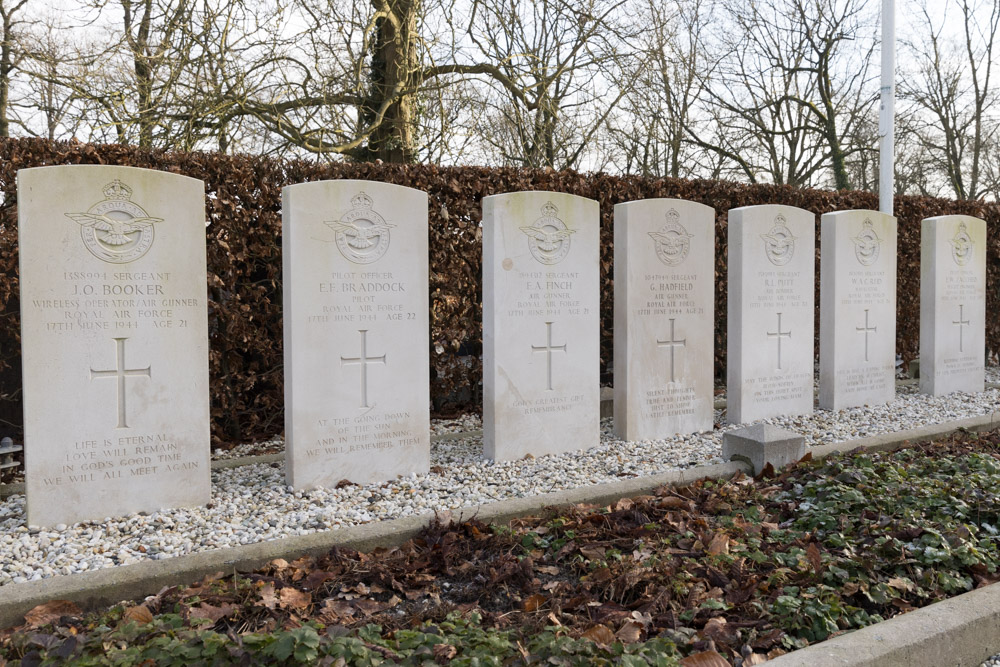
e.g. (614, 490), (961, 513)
(819, 210), (897, 410)
(18, 165), (210, 526)
(483, 191), (599, 460)
(282, 180), (429, 489)
(613, 199), (715, 440)
(726, 205), (815, 424)
(919, 215), (986, 396)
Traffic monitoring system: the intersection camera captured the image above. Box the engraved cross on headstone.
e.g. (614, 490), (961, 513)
(767, 312), (792, 370)
(953, 304), (970, 353)
(90, 337), (151, 429)
(856, 309), (877, 362)
(657, 318), (687, 383)
(341, 329), (386, 409)
(532, 321), (567, 391)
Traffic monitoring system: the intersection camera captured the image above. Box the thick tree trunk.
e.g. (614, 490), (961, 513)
(358, 0), (419, 163)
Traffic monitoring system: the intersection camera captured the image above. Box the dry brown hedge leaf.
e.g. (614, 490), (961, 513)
(679, 650), (731, 667)
(123, 604), (154, 624)
(580, 624), (615, 645)
(22, 600), (81, 629)
(1, 137), (997, 447)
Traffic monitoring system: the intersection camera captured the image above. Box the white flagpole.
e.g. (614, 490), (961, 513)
(880, 0), (895, 214)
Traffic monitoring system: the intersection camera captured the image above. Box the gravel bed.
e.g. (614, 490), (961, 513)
(983, 653), (1000, 667)
(209, 415), (486, 462)
(1, 386), (999, 587)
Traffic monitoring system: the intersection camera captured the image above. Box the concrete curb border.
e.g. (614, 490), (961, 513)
(766, 580), (1000, 667)
(0, 461), (749, 629)
(1, 410), (999, 639)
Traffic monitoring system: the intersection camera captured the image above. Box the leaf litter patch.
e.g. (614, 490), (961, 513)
(3, 428), (1000, 666)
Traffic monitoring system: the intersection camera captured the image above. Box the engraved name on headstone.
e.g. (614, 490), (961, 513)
(613, 199), (715, 440)
(819, 210), (897, 410)
(18, 166), (210, 526)
(283, 180), (429, 489)
(483, 192), (600, 460)
(727, 205), (815, 423)
(919, 215), (986, 396)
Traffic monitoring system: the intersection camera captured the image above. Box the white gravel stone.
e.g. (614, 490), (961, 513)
(1, 382), (999, 588)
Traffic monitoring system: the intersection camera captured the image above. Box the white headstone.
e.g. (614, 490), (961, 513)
(18, 166), (210, 526)
(483, 192), (600, 460)
(919, 215), (986, 396)
(613, 199), (715, 440)
(726, 204), (815, 424)
(819, 210), (897, 410)
(283, 180), (429, 489)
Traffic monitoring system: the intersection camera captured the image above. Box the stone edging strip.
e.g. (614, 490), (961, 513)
(0, 410), (999, 637)
(765, 580), (1000, 667)
(0, 461), (749, 630)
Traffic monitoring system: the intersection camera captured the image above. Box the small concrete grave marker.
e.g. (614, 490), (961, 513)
(0, 437), (21, 473)
(18, 165), (210, 526)
(819, 210), (897, 410)
(283, 180), (429, 489)
(483, 192), (599, 460)
(726, 205), (815, 423)
(613, 199), (715, 440)
(722, 424), (805, 474)
(920, 215), (986, 395)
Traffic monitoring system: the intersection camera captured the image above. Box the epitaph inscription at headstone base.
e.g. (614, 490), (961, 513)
(727, 205), (815, 424)
(920, 215), (986, 396)
(613, 199), (715, 440)
(283, 180), (429, 488)
(483, 191), (600, 460)
(819, 210), (897, 410)
(18, 166), (210, 526)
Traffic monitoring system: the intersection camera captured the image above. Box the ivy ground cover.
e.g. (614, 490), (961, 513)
(3, 428), (1000, 666)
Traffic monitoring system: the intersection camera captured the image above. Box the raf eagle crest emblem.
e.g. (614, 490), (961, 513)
(852, 218), (881, 266)
(66, 180), (161, 264)
(326, 191), (394, 264)
(648, 208), (693, 266)
(520, 201), (575, 265)
(950, 221), (974, 267)
(761, 214), (796, 266)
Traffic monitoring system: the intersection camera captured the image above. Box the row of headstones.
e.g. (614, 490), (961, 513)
(15, 166), (987, 527)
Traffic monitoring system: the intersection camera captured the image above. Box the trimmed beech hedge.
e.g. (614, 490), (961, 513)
(0, 138), (996, 446)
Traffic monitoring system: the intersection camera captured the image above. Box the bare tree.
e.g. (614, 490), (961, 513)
(691, 0), (877, 189)
(461, 0), (635, 170)
(606, 0), (711, 178)
(899, 0), (1000, 200)
(0, 0), (29, 137)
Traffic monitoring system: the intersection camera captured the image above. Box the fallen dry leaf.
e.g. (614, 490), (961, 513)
(189, 602), (238, 623)
(680, 650), (731, 667)
(581, 624), (615, 645)
(123, 605), (154, 624)
(279, 587), (312, 610)
(615, 621), (642, 643)
(23, 600), (81, 629)
(260, 582), (278, 610)
(523, 593), (547, 612)
(433, 644), (458, 661)
(887, 576), (916, 593)
(806, 543), (823, 573)
(707, 532), (730, 556)
(659, 496), (688, 510)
